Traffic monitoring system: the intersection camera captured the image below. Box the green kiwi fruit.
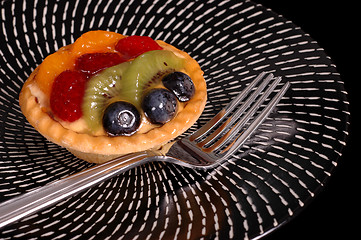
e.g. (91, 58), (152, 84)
(82, 61), (130, 132)
(82, 50), (184, 133)
(121, 50), (185, 106)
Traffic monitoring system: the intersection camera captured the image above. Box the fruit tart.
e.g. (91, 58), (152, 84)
(19, 30), (207, 163)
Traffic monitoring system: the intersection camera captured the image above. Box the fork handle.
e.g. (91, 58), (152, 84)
(0, 151), (153, 229)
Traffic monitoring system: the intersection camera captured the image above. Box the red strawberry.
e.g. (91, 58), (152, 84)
(115, 35), (162, 61)
(50, 70), (87, 122)
(75, 52), (124, 77)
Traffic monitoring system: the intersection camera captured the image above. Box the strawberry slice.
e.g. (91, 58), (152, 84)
(75, 52), (124, 77)
(115, 35), (163, 61)
(50, 70), (87, 122)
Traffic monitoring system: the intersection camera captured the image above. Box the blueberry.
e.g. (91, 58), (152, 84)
(162, 72), (195, 102)
(142, 88), (178, 124)
(102, 101), (141, 136)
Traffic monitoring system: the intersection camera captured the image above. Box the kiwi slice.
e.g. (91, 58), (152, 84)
(121, 50), (185, 106)
(82, 50), (184, 133)
(82, 61), (130, 132)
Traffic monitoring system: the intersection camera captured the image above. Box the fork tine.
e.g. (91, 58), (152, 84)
(220, 81), (290, 159)
(189, 72), (269, 141)
(204, 76), (283, 152)
(196, 73), (275, 147)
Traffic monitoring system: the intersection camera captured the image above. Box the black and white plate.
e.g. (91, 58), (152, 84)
(0, 0), (349, 239)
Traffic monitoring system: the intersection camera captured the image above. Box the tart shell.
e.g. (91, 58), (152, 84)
(19, 36), (207, 163)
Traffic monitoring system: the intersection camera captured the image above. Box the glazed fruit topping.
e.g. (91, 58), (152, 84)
(102, 101), (141, 136)
(142, 88), (178, 124)
(50, 70), (87, 122)
(81, 50), (186, 135)
(120, 50), (185, 105)
(75, 52), (124, 77)
(49, 36), (195, 135)
(115, 35), (163, 61)
(82, 61), (130, 133)
(162, 72), (195, 102)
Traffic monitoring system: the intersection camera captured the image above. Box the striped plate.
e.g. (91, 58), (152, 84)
(0, 0), (349, 239)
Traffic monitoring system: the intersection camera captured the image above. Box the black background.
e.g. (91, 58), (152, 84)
(252, 1), (358, 239)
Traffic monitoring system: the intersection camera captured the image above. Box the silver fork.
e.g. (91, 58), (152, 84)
(0, 72), (290, 229)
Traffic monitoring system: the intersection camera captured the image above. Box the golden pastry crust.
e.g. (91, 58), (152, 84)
(19, 33), (207, 164)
